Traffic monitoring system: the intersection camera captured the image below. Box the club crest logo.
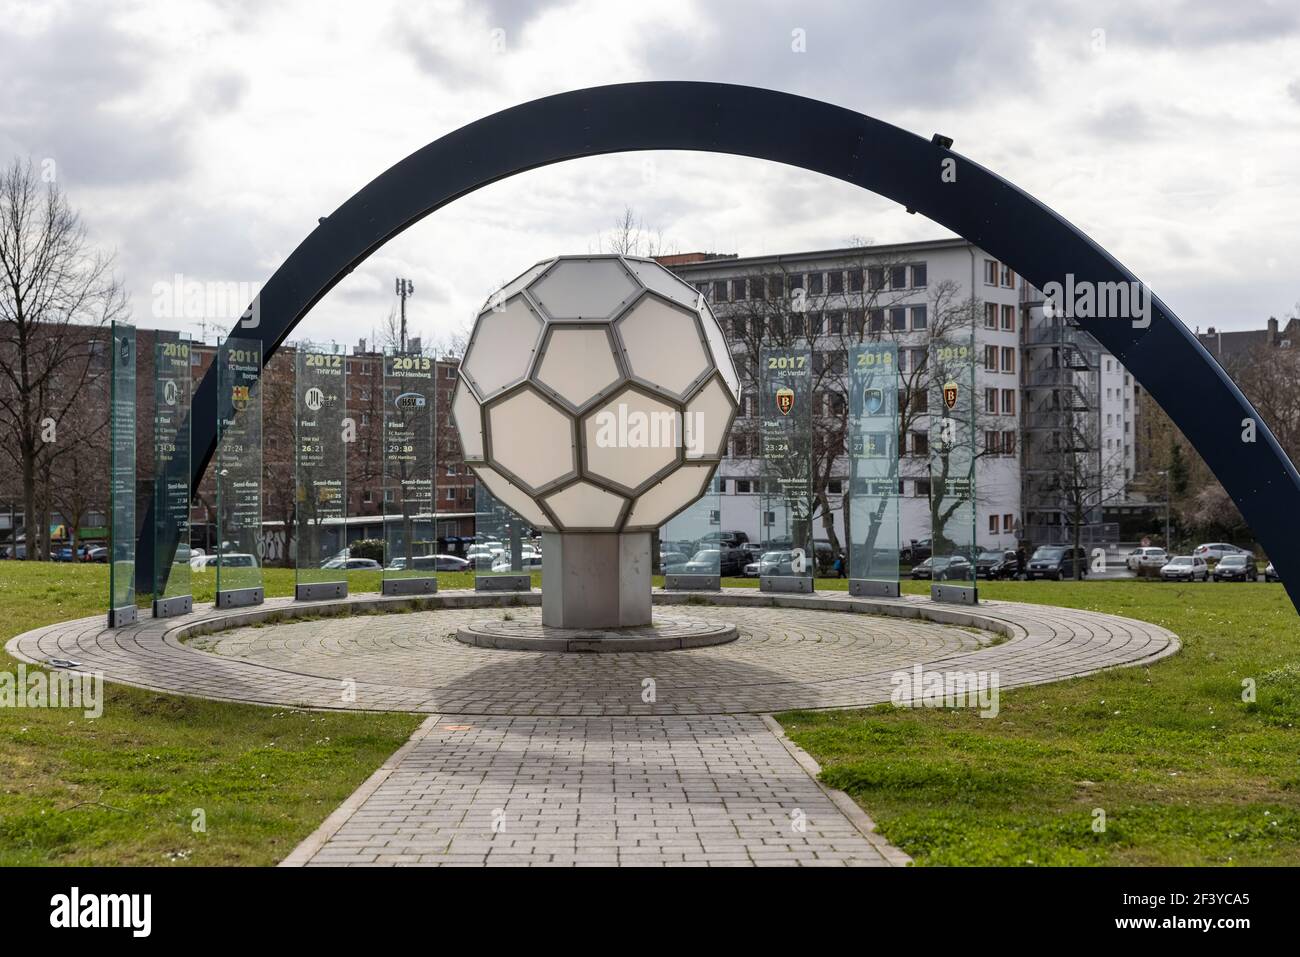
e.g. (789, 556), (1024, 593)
(395, 392), (426, 411)
(863, 386), (884, 416)
(162, 379), (177, 407)
(304, 386), (325, 412)
(943, 380), (959, 411)
(231, 384), (250, 411)
(775, 387), (795, 416)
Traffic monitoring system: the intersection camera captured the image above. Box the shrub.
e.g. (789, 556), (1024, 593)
(349, 539), (385, 563)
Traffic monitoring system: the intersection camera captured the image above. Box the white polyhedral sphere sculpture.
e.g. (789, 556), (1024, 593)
(451, 255), (741, 536)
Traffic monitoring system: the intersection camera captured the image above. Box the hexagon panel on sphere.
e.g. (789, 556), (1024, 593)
(582, 387), (681, 494)
(624, 463), (716, 530)
(461, 297), (544, 399)
(684, 375), (736, 460)
(451, 378), (484, 461)
(534, 325), (622, 409)
(699, 298), (741, 399)
(623, 257), (703, 310)
(528, 257), (638, 321)
(542, 481), (628, 531)
(615, 295), (711, 399)
(472, 465), (555, 531)
(485, 386), (576, 492)
(485, 258), (555, 311)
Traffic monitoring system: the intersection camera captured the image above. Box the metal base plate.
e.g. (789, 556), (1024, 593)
(456, 611), (738, 653)
(152, 595), (193, 618)
(381, 577), (437, 596)
(850, 578), (900, 598)
(107, 605), (138, 628)
(296, 581), (348, 601)
(216, 586), (264, 609)
(931, 582), (978, 605)
(664, 574), (720, 591)
(760, 576), (814, 594)
(476, 575), (531, 592)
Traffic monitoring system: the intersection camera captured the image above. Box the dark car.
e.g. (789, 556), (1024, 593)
(1025, 545), (1088, 581)
(910, 555), (973, 581)
(901, 539), (932, 564)
(1212, 553), (1258, 582)
(683, 547), (745, 576)
(975, 549), (1018, 580)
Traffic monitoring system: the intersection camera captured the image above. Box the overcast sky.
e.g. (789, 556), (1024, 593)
(3, 0), (1298, 351)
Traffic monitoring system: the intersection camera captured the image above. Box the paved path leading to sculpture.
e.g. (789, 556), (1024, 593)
(7, 589), (1179, 866)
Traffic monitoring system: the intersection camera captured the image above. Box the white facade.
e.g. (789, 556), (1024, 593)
(670, 238), (1133, 553)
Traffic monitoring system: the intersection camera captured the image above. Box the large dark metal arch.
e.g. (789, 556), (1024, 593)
(138, 81), (1300, 608)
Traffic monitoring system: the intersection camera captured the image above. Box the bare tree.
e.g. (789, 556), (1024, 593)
(715, 255), (995, 565)
(0, 158), (128, 559)
(600, 206), (676, 259)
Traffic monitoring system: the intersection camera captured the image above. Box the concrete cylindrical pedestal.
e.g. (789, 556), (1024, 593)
(541, 531), (652, 629)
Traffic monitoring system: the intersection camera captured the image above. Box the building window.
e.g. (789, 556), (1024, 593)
(911, 304), (927, 330)
(890, 265), (908, 289)
(827, 479), (843, 495)
(1001, 389), (1015, 415)
(736, 479), (753, 494)
(984, 302), (998, 328)
(985, 388), (998, 413)
(867, 266), (884, 291)
(915, 477), (931, 497)
(789, 273), (804, 293)
(731, 278), (746, 300)
(733, 317), (747, 338)
(988, 514), (999, 534)
(985, 430), (1000, 453)
(984, 259), (999, 285)
(897, 350), (909, 373)
(362, 489), (373, 503)
(809, 311), (824, 336)
(1001, 264), (1015, 288)
(829, 311), (844, 334)
(1001, 347), (1015, 374)
(911, 348), (927, 373)
(912, 431), (928, 456)
(869, 309), (884, 333)
(1003, 513), (1014, 533)
(713, 280), (729, 302)
(912, 263), (927, 287)
(828, 271), (843, 294)
(1002, 430), (1016, 455)
(985, 345), (998, 371)
(849, 270), (864, 293)
(809, 272), (824, 295)
(890, 307), (907, 332)
(1001, 304), (1015, 331)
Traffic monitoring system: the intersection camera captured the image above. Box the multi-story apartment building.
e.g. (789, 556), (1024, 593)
(668, 238), (1133, 552)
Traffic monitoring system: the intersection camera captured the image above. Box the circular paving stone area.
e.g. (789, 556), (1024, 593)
(5, 589), (1180, 716)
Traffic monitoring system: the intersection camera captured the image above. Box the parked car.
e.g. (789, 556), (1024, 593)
(1212, 553), (1258, 582)
(491, 553), (543, 573)
(1193, 543), (1249, 564)
(1160, 555), (1208, 582)
(901, 539), (932, 564)
(910, 555), (973, 581)
(682, 548), (743, 576)
(1126, 546), (1168, 571)
(85, 546), (108, 563)
(1025, 545), (1088, 581)
(386, 554), (471, 573)
(323, 557), (381, 570)
(659, 550), (690, 572)
(752, 550), (806, 576)
(192, 552), (258, 569)
(1265, 561), (1279, 583)
(975, 549), (1018, 580)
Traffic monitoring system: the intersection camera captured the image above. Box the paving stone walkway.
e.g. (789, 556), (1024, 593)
(7, 589), (1179, 867)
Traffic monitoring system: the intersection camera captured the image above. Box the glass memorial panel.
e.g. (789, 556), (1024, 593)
(473, 482), (538, 591)
(295, 346), (348, 600)
(152, 330), (193, 617)
(660, 473), (723, 587)
(848, 341), (900, 596)
(928, 334), (978, 602)
(381, 350), (438, 595)
(215, 337), (264, 607)
(108, 321), (137, 626)
(759, 345), (814, 591)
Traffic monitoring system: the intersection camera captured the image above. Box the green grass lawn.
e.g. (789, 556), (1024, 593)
(774, 578), (1300, 866)
(0, 562), (423, 865)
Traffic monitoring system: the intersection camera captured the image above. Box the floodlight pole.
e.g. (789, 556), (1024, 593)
(396, 278), (414, 352)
